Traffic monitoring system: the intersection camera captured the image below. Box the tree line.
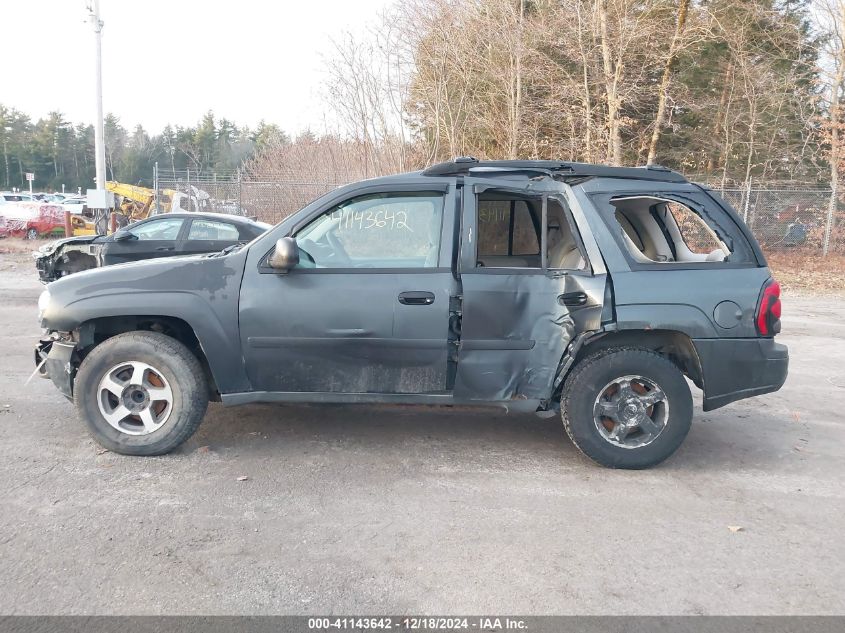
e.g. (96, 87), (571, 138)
(256, 0), (838, 190)
(5, 0), (844, 196)
(0, 106), (286, 192)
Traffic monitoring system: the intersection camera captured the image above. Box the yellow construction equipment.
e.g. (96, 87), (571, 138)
(68, 182), (212, 236)
(107, 181), (208, 220)
(107, 182), (155, 221)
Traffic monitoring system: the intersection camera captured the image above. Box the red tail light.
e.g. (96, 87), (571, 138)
(756, 279), (781, 337)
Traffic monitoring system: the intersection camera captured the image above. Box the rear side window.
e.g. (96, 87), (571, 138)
(478, 200), (539, 257)
(666, 202), (723, 255)
(593, 192), (754, 266)
(188, 219), (240, 241)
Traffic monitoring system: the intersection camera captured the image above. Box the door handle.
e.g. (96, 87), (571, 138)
(558, 291), (588, 307)
(398, 291), (435, 306)
(155, 246), (175, 251)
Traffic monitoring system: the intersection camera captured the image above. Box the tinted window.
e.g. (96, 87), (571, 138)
(187, 219), (239, 241)
(477, 200), (510, 256)
(477, 199), (539, 258)
(130, 218), (184, 241)
(294, 192), (444, 268)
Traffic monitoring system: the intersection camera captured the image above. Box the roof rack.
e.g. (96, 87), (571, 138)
(421, 157), (688, 183)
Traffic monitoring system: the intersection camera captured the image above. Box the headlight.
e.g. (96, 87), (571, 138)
(38, 289), (51, 323)
(38, 242), (59, 255)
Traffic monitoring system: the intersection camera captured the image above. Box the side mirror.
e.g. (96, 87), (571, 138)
(268, 237), (299, 272)
(113, 231), (135, 242)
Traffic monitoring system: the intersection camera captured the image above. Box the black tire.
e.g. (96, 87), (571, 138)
(26, 228), (38, 240)
(561, 347), (692, 469)
(74, 331), (209, 456)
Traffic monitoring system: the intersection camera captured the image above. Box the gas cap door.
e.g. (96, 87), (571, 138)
(713, 300), (743, 329)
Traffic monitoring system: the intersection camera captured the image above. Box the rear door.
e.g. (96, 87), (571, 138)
(179, 216), (244, 257)
(453, 177), (608, 402)
(102, 216), (186, 265)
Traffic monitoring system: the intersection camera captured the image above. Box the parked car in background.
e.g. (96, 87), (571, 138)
(35, 159), (788, 468)
(60, 197), (87, 214)
(0, 201), (65, 239)
(34, 211), (271, 282)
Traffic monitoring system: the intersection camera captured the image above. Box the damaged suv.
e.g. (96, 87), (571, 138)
(36, 159), (788, 469)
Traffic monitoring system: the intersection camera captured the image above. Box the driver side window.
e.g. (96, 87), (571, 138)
(294, 192), (444, 269)
(130, 218), (184, 241)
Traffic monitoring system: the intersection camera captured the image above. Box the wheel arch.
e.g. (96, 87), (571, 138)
(74, 315), (220, 400)
(573, 329), (704, 391)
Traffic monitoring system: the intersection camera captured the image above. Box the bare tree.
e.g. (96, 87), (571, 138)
(646, 0), (690, 165)
(308, 0), (822, 190)
(819, 0), (845, 254)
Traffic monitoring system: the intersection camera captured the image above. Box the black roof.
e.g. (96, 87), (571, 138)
(421, 157), (687, 183)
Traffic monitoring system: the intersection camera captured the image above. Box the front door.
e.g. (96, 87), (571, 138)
(103, 216), (186, 265)
(453, 178), (607, 402)
(239, 186), (458, 394)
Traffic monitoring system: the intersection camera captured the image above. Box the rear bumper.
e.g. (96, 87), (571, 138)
(35, 338), (77, 400)
(693, 337), (788, 411)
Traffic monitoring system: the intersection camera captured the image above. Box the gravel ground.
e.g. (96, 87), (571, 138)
(0, 251), (842, 615)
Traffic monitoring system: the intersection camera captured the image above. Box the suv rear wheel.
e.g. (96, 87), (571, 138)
(561, 347), (692, 469)
(74, 331), (209, 456)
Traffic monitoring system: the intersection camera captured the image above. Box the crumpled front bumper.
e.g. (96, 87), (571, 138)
(35, 337), (77, 400)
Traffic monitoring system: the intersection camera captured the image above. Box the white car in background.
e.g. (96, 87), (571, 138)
(2, 192), (32, 203)
(60, 197), (87, 213)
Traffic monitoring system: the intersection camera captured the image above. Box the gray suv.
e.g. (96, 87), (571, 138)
(35, 159), (788, 469)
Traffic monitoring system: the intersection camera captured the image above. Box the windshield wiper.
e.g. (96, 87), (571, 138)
(209, 243), (245, 258)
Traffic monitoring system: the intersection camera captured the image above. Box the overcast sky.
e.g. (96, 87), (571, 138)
(1, 0), (390, 135)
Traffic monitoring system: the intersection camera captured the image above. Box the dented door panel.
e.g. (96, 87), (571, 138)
(454, 271), (605, 401)
(453, 178), (607, 402)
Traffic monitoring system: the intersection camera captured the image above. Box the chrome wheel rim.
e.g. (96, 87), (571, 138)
(97, 361), (174, 435)
(593, 374), (669, 449)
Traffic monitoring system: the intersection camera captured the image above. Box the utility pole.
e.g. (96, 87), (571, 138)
(89, 0), (105, 191)
(87, 0), (111, 233)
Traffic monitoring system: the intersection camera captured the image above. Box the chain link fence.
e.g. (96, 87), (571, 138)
(714, 186), (839, 255)
(153, 168), (343, 223)
(150, 167), (843, 255)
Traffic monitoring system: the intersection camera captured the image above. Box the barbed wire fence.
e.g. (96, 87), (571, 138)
(151, 166), (843, 256)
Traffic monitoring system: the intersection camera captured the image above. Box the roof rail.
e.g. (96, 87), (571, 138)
(421, 158), (687, 183)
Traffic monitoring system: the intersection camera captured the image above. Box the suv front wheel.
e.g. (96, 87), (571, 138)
(74, 331), (209, 456)
(561, 347), (692, 469)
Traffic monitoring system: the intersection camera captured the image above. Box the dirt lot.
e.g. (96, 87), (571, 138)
(0, 244), (843, 615)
